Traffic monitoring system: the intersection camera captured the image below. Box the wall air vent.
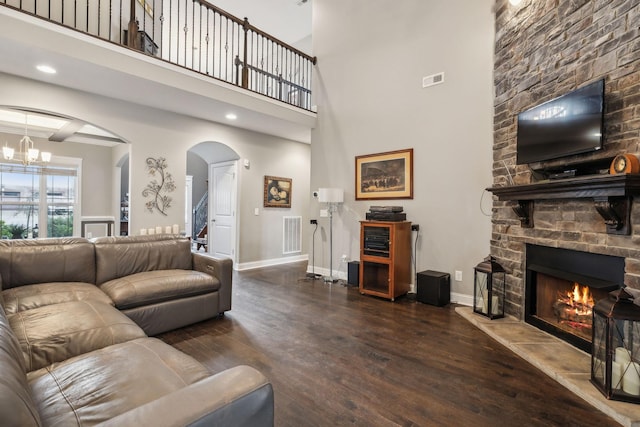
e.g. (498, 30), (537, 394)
(283, 216), (302, 254)
(422, 72), (445, 88)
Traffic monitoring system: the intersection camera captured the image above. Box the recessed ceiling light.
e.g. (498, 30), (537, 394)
(225, 113), (238, 120)
(36, 64), (57, 74)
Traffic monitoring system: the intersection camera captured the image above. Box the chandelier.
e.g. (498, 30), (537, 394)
(3, 114), (52, 166)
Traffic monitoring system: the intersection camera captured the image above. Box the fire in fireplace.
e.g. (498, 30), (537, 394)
(525, 244), (624, 353)
(554, 283), (594, 325)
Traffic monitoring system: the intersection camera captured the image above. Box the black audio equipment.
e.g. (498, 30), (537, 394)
(362, 226), (390, 256)
(369, 206), (404, 213)
(416, 270), (450, 306)
(365, 212), (407, 221)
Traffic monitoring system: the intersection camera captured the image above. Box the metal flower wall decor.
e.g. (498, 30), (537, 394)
(142, 157), (176, 216)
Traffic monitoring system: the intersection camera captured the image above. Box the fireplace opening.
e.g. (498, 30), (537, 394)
(525, 245), (624, 353)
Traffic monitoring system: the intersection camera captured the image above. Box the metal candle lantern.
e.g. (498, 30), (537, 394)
(473, 255), (506, 320)
(591, 288), (640, 403)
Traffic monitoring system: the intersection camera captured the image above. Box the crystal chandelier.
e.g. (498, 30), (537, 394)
(3, 114), (52, 166)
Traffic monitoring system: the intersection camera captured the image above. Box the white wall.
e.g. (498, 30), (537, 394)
(0, 72), (311, 266)
(310, 0), (495, 300)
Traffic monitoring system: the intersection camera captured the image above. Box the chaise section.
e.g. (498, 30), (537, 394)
(28, 338), (213, 426)
(2, 282), (113, 315)
(101, 365), (275, 427)
(9, 300), (146, 371)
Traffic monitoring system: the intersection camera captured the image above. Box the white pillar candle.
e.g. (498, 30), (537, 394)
(612, 360), (624, 390)
(155, 226), (162, 234)
(481, 289), (488, 314)
(140, 228), (147, 235)
(172, 224), (179, 234)
(491, 296), (500, 315)
(165, 226), (172, 234)
(623, 362), (640, 396)
(616, 347), (631, 364)
(148, 228), (155, 235)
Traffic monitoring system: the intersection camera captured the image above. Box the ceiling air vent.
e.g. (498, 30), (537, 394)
(422, 72), (445, 88)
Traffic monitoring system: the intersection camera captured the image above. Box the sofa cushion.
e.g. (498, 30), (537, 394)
(99, 269), (218, 310)
(93, 235), (193, 285)
(28, 337), (211, 426)
(9, 300), (146, 371)
(0, 238), (96, 289)
(0, 305), (42, 426)
(2, 282), (113, 315)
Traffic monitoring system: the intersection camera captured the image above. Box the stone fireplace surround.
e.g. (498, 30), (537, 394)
(491, 0), (640, 322)
(489, 1), (640, 421)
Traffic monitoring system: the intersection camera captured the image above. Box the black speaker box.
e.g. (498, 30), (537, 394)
(416, 270), (450, 306)
(348, 261), (360, 286)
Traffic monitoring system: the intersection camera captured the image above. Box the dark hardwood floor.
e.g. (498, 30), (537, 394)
(158, 262), (619, 426)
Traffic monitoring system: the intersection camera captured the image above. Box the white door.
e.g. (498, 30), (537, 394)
(209, 161), (237, 262)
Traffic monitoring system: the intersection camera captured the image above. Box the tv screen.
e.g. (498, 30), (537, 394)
(516, 79), (604, 165)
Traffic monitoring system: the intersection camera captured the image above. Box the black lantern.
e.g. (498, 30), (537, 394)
(591, 288), (640, 403)
(473, 255), (505, 319)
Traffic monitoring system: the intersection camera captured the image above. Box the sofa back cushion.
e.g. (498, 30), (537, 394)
(0, 238), (96, 289)
(94, 235), (192, 285)
(0, 305), (42, 426)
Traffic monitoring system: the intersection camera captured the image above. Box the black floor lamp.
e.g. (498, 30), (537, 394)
(318, 188), (344, 283)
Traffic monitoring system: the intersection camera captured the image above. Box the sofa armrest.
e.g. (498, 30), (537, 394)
(99, 365), (273, 427)
(192, 253), (232, 312)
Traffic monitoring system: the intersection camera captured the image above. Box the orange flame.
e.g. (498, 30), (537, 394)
(565, 283), (594, 315)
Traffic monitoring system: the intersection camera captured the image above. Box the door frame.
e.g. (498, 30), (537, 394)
(208, 160), (238, 264)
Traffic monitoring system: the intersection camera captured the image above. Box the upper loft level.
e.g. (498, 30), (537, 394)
(0, 0), (317, 143)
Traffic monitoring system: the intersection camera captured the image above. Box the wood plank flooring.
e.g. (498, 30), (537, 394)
(158, 261), (620, 426)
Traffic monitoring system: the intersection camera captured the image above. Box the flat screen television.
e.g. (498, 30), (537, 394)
(516, 79), (605, 165)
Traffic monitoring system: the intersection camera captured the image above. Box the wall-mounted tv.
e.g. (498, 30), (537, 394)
(516, 79), (605, 165)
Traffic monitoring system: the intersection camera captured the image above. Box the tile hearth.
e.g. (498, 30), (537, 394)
(456, 307), (640, 427)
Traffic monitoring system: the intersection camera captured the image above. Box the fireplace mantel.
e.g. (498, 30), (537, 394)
(488, 174), (640, 235)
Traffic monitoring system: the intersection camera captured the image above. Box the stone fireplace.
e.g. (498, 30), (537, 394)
(490, 0), (640, 346)
(524, 244), (624, 352)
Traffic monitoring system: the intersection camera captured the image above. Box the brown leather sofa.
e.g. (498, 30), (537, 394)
(0, 235), (274, 426)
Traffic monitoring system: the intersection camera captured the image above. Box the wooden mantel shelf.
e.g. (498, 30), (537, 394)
(487, 174), (640, 235)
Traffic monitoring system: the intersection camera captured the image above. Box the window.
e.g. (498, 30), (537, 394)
(0, 159), (81, 239)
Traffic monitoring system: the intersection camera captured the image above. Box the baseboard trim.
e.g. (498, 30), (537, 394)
(236, 254), (308, 271)
(450, 292), (473, 307)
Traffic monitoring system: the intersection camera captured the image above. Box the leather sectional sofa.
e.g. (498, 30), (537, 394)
(0, 235), (274, 426)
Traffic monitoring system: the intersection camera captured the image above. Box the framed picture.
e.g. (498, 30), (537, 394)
(264, 176), (292, 208)
(355, 148), (413, 200)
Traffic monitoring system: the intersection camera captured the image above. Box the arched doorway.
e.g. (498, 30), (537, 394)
(188, 142), (240, 263)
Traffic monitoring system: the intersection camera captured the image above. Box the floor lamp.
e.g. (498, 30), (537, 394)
(318, 188), (344, 283)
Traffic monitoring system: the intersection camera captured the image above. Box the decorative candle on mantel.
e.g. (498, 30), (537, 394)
(165, 226), (172, 234)
(148, 228), (155, 235)
(140, 228), (147, 235)
(155, 226), (162, 234)
(172, 224), (179, 234)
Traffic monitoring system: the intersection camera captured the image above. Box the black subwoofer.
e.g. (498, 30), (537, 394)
(348, 261), (360, 285)
(416, 270), (450, 306)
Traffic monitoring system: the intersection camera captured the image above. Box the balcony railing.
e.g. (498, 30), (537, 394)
(1, 0), (316, 110)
